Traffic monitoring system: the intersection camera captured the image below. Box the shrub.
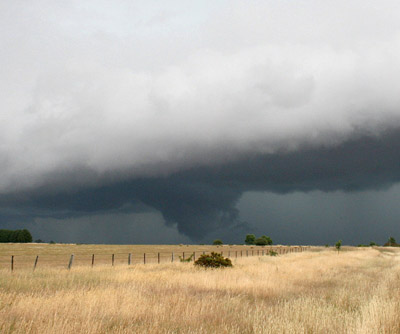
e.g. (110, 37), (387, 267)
(194, 252), (232, 268)
(213, 239), (223, 245)
(179, 253), (194, 262)
(269, 250), (278, 256)
(359, 242), (378, 247)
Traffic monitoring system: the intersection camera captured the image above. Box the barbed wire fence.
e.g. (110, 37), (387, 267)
(1, 246), (310, 272)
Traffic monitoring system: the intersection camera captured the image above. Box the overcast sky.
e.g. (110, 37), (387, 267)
(1, 1), (400, 245)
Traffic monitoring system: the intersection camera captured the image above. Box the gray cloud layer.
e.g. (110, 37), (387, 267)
(1, 1), (400, 242)
(2, 1), (400, 193)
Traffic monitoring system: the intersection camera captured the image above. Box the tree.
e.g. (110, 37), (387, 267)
(0, 229), (12, 242)
(21, 229), (32, 243)
(260, 235), (273, 245)
(255, 237), (267, 246)
(0, 229), (32, 243)
(255, 235), (273, 246)
(245, 234), (256, 245)
(335, 240), (342, 252)
(213, 239), (223, 245)
(384, 237), (398, 247)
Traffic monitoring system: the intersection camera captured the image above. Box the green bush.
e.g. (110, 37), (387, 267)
(194, 252), (232, 268)
(179, 253), (194, 262)
(213, 239), (223, 245)
(269, 250), (278, 256)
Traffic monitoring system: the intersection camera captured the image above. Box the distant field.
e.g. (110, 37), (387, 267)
(0, 243), (307, 270)
(1, 247), (399, 333)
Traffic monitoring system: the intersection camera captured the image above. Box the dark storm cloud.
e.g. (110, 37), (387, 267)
(2, 1), (400, 242)
(1, 129), (400, 240)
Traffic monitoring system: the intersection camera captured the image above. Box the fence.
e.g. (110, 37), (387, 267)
(1, 246), (310, 272)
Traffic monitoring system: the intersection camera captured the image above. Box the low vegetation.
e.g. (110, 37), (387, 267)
(179, 253), (194, 262)
(1, 247), (400, 333)
(194, 252), (232, 268)
(268, 250), (278, 256)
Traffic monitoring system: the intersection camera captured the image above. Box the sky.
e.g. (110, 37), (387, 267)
(1, 1), (400, 245)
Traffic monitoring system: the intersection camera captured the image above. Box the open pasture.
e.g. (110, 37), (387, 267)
(0, 243), (305, 270)
(1, 247), (400, 333)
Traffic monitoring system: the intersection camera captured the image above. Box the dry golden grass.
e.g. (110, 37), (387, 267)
(1, 247), (399, 333)
(0, 243), (303, 269)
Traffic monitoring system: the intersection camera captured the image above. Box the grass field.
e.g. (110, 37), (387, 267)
(0, 243), (304, 269)
(1, 246), (399, 333)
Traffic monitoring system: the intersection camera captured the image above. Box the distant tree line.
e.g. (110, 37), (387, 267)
(245, 234), (273, 246)
(0, 229), (32, 243)
(212, 234), (273, 246)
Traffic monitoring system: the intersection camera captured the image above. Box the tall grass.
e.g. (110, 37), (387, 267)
(1, 248), (399, 333)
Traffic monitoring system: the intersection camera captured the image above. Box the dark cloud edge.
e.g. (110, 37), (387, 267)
(1, 128), (400, 239)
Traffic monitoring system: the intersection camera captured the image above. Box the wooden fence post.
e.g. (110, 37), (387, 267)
(11, 255), (14, 272)
(143, 253), (146, 264)
(183, 252), (185, 261)
(68, 254), (74, 270)
(112, 254), (115, 266)
(235, 251), (237, 258)
(128, 253), (132, 265)
(33, 255), (39, 271)
(171, 252), (174, 262)
(158, 253), (160, 264)
(193, 252), (196, 261)
(92, 254), (95, 267)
